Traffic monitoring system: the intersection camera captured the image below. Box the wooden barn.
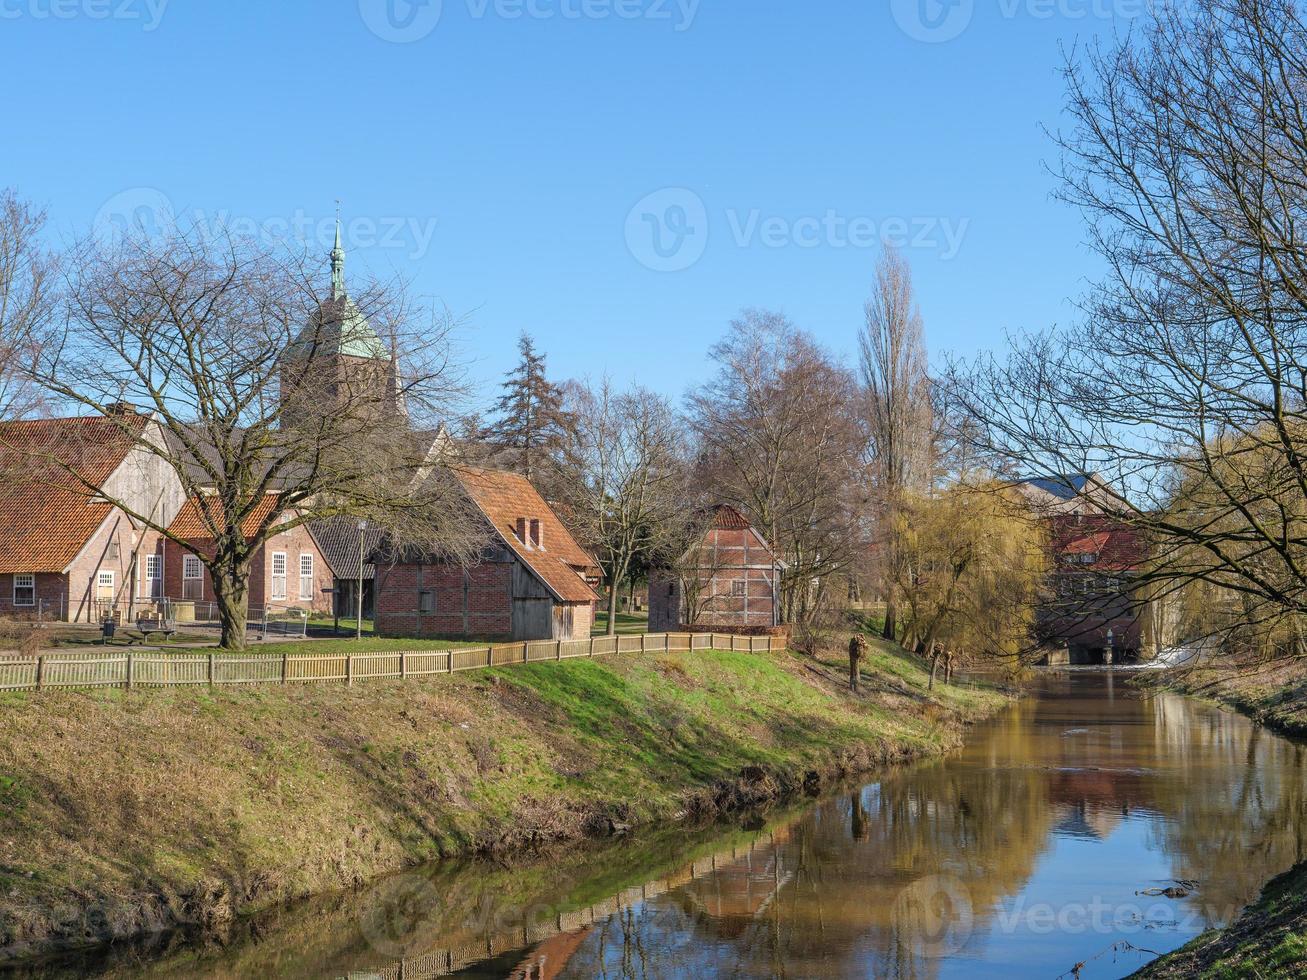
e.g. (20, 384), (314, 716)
(373, 465), (601, 641)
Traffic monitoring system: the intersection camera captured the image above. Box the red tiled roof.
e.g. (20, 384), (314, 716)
(0, 414), (148, 574)
(451, 465), (599, 604)
(709, 504), (752, 530)
(1051, 515), (1145, 572)
(168, 494), (283, 540)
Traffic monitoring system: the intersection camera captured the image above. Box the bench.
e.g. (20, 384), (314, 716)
(133, 616), (178, 643)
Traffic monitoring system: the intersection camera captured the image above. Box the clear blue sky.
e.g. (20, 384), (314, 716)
(1, 0), (1131, 403)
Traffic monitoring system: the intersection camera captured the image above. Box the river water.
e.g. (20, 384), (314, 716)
(16, 672), (1307, 979)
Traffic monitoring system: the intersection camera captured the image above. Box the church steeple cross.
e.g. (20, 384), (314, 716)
(330, 202), (346, 301)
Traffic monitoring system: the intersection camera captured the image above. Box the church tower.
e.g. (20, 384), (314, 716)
(279, 220), (405, 428)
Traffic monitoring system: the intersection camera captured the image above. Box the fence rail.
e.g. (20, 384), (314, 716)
(0, 632), (784, 694)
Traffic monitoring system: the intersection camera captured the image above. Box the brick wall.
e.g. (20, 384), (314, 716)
(0, 572), (68, 620)
(162, 524), (333, 615)
(649, 524), (779, 631)
(375, 561), (513, 638)
(65, 513), (167, 622)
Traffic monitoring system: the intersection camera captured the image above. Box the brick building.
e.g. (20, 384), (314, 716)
(0, 412), (185, 622)
(1018, 475), (1148, 664)
(648, 505), (783, 633)
(373, 465), (601, 640)
(162, 495), (334, 615)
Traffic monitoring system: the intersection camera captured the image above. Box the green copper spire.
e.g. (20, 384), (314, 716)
(330, 216), (346, 300)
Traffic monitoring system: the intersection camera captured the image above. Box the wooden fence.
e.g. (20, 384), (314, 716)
(0, 632), (784, 694)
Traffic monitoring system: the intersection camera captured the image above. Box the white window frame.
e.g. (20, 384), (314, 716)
(12, 573), (35, 607)
(141, 554), (162, 597)
(299, 553), (314, 600)
(270, 551), (287, 601)
(183, 554), (202, 580)
(96, 570), (115, 601)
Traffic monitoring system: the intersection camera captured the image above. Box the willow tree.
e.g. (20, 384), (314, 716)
(10, 222), (481, 647)
(893, 481), (1047, 680)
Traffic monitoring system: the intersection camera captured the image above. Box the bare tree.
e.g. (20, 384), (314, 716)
(950, 0), (1307, 669)
(0, 190), (55, 423)
(688, 310), (865, 625)
(859, 248), (933, 642)
(556, 378), (686, 635)
(9, 223), (482, 647)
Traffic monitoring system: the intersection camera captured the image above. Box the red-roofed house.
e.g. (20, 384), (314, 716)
(161, 495), (334, 614)
(0, 411), (186, 622)
(1039, 512), (1148, 663)
(372, 465), (601, 640)
(647, 505), (783, 633)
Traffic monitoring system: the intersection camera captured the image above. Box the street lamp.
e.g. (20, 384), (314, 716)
(357, 519), (368, 641)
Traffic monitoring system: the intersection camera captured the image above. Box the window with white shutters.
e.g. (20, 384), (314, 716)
(271, 552), (287, 601)
(299, 554), (314, 600)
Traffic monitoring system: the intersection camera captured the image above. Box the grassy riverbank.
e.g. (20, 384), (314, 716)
(1157, 658), (1307, 738)
(0, 637), (1006, 963)
(1133, 861), (1307, 977)
(1132, 659), (1307, 976)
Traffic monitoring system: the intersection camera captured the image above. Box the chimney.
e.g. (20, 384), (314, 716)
(516, 517), (532, 549)
(106, 401), (135, 416)
(530, 518), (544, 551)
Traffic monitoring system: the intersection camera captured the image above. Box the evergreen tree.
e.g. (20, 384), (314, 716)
(482, 333), (573, 482)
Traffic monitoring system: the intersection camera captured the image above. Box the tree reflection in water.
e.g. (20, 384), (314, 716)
(550, 674), (1307, 979)
(29, 674), (1307, 980)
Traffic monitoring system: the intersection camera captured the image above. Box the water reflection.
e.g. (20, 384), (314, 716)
(14, 674), (1307, 979)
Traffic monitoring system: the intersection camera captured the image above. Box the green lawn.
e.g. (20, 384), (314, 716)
(592, 609), (649, 635)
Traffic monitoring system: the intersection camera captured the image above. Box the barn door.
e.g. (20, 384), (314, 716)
(553, 604), (574, 640)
